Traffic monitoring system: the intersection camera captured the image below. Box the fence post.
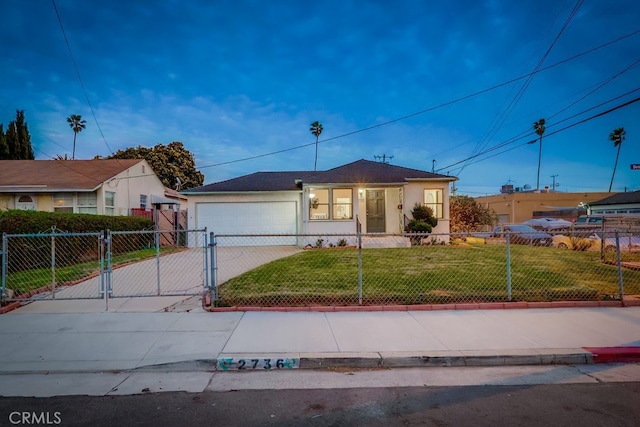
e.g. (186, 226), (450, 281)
(615, 231), (624, 303)
(155, 230), (161, 296)
(1, 233), (6, 303)
(209, 232), (217, 304)
(51, 232), (56, 299)
(357, 221), (363, 305)
(506, 231), (512, 301)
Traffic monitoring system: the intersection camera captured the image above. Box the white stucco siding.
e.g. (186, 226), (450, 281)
(403, 181), (451, 235)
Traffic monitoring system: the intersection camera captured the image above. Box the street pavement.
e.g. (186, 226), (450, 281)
(0, 304), (639, 397)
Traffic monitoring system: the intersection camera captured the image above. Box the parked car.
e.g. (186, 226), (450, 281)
(523, 217), (572, 232)
(491, 225), (553, 246)
(553, 233), (640, 252)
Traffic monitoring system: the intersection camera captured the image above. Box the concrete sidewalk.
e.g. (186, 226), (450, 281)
(0, 306), (638, 375)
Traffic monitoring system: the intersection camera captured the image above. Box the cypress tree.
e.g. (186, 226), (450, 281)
(3, 110), (35, 160)
(4, 120), (18, 159)
(0, 124), (9, 160)
(15, 110), (34, 160)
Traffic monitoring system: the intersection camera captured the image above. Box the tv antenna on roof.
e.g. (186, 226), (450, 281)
(374, 154), (393, 164)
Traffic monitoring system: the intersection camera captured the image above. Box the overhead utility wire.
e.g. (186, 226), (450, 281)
(52, 0), (115, 157)
(197, 28), (640, 171)
(436, 95), (640, 172)
(459, 0), (583, 174)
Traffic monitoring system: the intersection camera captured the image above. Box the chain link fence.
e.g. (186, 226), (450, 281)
(1, 229), (207, 303)
(210, 229), (640, 307)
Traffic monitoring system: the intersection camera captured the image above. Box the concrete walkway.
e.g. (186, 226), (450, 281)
(0, 306), (638, 374)
(0, 306), (639, 397)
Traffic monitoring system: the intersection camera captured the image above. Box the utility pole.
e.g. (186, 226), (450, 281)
(550, 174), (559, 192)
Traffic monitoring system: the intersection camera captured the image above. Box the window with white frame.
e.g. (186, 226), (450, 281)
(53, 192), (97, 214)
(309, 188), (353, 220)
(105, 191), (116, 216)
(53, 193), (74, 213)
(77, 193), (97, 214)
(424, 189), (443, 219)
(140, 194), (148, 210)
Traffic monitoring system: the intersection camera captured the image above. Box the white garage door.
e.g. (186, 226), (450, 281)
(196, 201), (298, 245)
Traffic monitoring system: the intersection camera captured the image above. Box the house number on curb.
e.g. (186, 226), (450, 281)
(217, 357), (299, 371)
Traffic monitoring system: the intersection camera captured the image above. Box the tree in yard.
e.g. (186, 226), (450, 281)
(449, 195), (497, 233)
(608, 127), (626, 192)
(66, 114), (86, 160)
(1, 110), (35, 160)
(533, 118), (546, 191)
(0, 124), (8, 160)
(309, 121), (323, 171)
(107, 141), (204, 190)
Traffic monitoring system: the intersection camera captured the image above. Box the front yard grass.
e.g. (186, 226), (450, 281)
(218, 244), (640, 306)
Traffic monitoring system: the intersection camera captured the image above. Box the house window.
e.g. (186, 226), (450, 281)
(105, 192), (116, 216)
(424, 189), (443, 219)
(77, 193), (97, 214)
(53, 193), (74, 213)
(140, 194), (148, 210)
(333, 188), (353, 219)
(309, 188), (353, 220)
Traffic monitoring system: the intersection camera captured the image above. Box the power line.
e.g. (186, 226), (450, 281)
(51, 0), (115, 157)
(437, 95), (640, 172)
(196, 28), (640, 171)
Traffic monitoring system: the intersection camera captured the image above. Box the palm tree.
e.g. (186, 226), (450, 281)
(533, 118), (546, 191)
(67, 114), (86, 160)
(310, 121), (323, 171)
(608, 127), (626, 192)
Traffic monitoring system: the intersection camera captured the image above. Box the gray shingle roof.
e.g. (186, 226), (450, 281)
(184, 171), (314, 192)
(303, 159), (455, 184)
(590, 190), (640, 205)
(185, 159), (457, 193)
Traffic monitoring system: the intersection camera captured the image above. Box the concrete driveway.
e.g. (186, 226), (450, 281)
(8, 245), (302, 314)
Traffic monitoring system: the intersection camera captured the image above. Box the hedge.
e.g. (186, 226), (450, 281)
(0, 210), (154, 235)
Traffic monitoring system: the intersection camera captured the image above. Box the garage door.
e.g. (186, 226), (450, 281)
(196, 201), (298, 245)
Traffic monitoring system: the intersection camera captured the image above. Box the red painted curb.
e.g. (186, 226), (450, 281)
(0, 301), (21, 314)
(583, 347), (640, 363)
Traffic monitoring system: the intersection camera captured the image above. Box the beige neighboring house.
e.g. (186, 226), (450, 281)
(183, 159), (458, 246)
(0, 159), (177, 216)
(475, 190), (613, 225)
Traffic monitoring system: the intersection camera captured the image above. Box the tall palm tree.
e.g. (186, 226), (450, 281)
(608, 127), (626, 192)
(533, 118), (546, 191)
(310, 121), (323, 171)
(67, 114), (86, 160)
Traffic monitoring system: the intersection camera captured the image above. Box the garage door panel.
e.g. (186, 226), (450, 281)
(197, 202), (297, 246)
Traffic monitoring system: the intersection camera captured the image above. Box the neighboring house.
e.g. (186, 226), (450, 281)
(183, 159), (457, 245)
(0, 159), (177, 217)
(587, 190), (640, 215)
(475, 190), (612, 225)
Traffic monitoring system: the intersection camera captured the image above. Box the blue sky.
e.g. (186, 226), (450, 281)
(1, 0), (639, 195)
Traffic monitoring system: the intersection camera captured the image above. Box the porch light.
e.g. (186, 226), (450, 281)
(358, 189), (364, 198)
(309, 193), (315, 199)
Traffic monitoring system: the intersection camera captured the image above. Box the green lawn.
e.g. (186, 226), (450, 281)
(217, 244), (640, 306)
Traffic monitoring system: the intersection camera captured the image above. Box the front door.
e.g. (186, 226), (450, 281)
(366, 190), (385, 232)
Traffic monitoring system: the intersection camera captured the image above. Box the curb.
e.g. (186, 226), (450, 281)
(213, 349), (596, 371)
(583, 347), (640, 363)
(204, 299), (640, 313)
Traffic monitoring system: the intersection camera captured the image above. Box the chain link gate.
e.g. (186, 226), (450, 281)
(1, 229), (208, 309)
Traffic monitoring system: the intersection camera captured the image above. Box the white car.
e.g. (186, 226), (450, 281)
(523, 217), (572, 231)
